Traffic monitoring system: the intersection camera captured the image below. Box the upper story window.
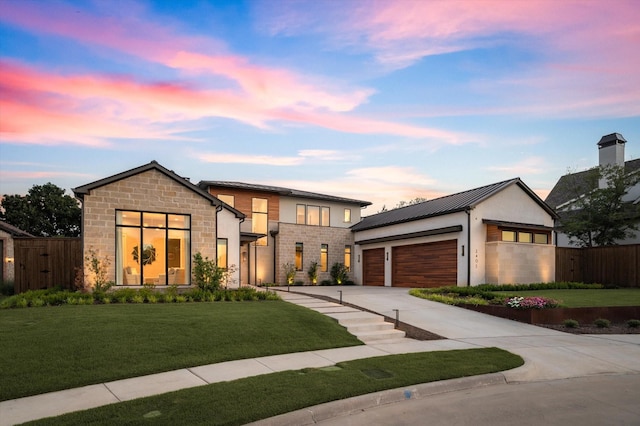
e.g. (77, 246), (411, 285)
(252, 198), (268, 246)
(297, 203), (330, 227)
(217, 194), (235, 207)
(344, 208), (351, 223)
(501, 229), (550, 244)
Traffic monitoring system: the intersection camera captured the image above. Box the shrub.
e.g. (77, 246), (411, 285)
(85, 248), (113, 295)
(294, 280), (304, 286)
(319, 279), (333, 286)
(193, 252), (225, 292)
(330, 263), (349, 285)
(594, 318), (610, 328)
(627, 319), (640, 328)
(307, 261), (319, 285)
(563, 319), (579, 328)
(282, 262), (296, 285)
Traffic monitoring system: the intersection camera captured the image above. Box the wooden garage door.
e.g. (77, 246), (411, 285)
(363, 248), (385, 286)
(392, 239), (457, 288)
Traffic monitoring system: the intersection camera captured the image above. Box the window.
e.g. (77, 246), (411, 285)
(307, 205), (320, 226)
(252, 198), (268, 246)
(344, 245), (351, 271)
(296, 204), (306, 225)
(501, 230), (516, 242)
(518, 232), (532, 243)
(217, 194), (234, 207)
(217, 238), (228, 269)
(321, 207), (330, 227)
(344, 208), (351, 223)
(320, 244), (328, 272)
(535, 233), (549, 244)
(116, 210), (190, 286)
(295, 242), (303, 271)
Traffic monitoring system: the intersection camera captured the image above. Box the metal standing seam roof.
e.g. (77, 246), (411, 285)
(351, 178), (556, 232)
(198, 180), (372, 207)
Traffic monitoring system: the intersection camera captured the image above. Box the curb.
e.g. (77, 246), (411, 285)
(247, 373), (507, 425)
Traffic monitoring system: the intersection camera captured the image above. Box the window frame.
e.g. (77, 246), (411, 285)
(252, 197), (268, 246)
(344, 245), (351, 271)
(320, 244), (328, 272)
(295, 242), (303, 271)
(344, 208), (352, 223)
(217, 238), (228, 269)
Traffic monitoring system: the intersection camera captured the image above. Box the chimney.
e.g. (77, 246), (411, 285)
(597, 133), (626, 188)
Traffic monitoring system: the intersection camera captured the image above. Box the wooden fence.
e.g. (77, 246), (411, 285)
(556, 245), (639, 288)
(14, 238), (82, 293)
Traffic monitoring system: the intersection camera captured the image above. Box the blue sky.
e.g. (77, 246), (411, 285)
(1, 0), (639, 213)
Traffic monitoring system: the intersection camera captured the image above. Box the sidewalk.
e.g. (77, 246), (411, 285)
(1, 287), (639, 425)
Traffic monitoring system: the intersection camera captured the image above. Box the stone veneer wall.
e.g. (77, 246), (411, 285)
(485, 242), (555, 284)
(82, 169), (218, 285)
(276, 223), (355, 285)
(0, 231), (15, 282)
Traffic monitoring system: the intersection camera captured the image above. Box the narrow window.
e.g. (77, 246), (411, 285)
(518, 232), (532, 243)
(295, 242), (303, 271)
(217, 238), (228, 269)
(344, 245), (351, 271)
(344, 208), (351, 223)
(252, 198), (268, 246)
(534, 233), (549, 244)
(321, 207), (330, 227)
(296, 204), (306, 225)
(217, 194), (235, 208)
(501, 230), (516, 242)
(307, 205), (320, 226)
(320, 244), (328, 272)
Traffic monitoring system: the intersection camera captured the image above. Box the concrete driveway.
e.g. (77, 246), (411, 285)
(282, 286), (640, 382)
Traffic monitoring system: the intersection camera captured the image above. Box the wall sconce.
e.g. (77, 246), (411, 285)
(357, 255), (360, 263)
(461, 245), (465, 256)
(242, 252), (247, 262)
(5, 257), (14, 263)
(386, 252), (389, 261)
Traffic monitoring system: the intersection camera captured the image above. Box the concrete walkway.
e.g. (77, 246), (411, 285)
(1, 286), (639, 425)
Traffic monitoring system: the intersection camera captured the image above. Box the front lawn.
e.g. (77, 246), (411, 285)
(499, 289), (640, 308)
(0, 302), (362, 401)
(30, 348), (523, 426)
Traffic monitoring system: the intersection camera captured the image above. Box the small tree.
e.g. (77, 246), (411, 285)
(330, 262), (349, 285)
(193, 252), (224, 291)
(559, 165), (640, 247)
(282, 262), (296, 285)
(85, 248), (112, 294)
(307, 261), (319, 285)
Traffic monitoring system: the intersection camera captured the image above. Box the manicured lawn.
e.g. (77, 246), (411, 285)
(502, 289), (640, 308)
(0, 301), (362, 401)
(30, 348), (523, 426)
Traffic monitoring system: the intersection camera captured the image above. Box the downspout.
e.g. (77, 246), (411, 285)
(466, 208), (471, 287)
(270, 230), (279, 284)
(239, 217), (244, 287)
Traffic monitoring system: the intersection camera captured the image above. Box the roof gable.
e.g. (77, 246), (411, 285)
(199, 180), (371, 207)
(545, 158), (640, 209)
(0, 220), (35, 237)
(351, 178), (556, 232)
(73, 161), (245, 219)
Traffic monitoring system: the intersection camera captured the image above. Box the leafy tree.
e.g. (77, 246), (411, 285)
(558, 165), (640, 247)
(0, 183), (81, 237)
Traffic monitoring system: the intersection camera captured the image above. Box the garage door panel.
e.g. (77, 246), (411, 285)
(392, 240), (457, 288)
(363, 248), (385, 286)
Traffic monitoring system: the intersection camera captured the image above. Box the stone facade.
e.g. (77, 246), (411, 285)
(276, 222), (354, 284)
(0, 230), (16, 282)
(485, 241), (555, 284)
(81, 169), (218, 285)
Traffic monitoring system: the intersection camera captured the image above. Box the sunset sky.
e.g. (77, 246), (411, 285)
(1, 0), (639, 213)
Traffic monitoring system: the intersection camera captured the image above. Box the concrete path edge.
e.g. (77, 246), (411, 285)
(247, 372), (507, 426)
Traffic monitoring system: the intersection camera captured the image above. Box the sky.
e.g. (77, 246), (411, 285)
(1, 0), (639, 214)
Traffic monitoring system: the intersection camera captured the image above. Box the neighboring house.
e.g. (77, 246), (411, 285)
(0, 220), (34, 283)
(350, 178), (558, 287)
(546, 133), (640, 247)
(73, 161), (245, 287)
(198, 181), (371, 285)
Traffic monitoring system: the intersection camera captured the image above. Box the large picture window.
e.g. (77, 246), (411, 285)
(116, 211), (190, 286)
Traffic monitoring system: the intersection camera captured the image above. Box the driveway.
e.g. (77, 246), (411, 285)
(283, 286), (640, 382)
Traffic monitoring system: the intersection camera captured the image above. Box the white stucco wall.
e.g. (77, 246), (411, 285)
(216, 207), (242, 286)
(279, 196), (364, 228)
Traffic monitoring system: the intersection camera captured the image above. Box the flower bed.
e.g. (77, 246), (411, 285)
(462, 304), (640, 325)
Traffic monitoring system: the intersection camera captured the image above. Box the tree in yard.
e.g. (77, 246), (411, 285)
(0, 182), (81, 237)
(558, 165), (640, 247)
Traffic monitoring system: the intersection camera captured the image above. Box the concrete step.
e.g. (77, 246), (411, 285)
(352, 329), (406, 343)
(347, 321), (397, 334)
(330, 312), (383, 326)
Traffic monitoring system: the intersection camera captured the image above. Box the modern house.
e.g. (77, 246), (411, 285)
(73, 162), (245, 287)
(546, 133), (640, 247)
(0, 220), (34, 284)
(350, 178), (558, 287)
(198, 181), (371, 285)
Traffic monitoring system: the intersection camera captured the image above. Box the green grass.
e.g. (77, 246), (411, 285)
(502, 289), (640, 308)
(29, 348), (523, 426)
(0, 301), (362, 401)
